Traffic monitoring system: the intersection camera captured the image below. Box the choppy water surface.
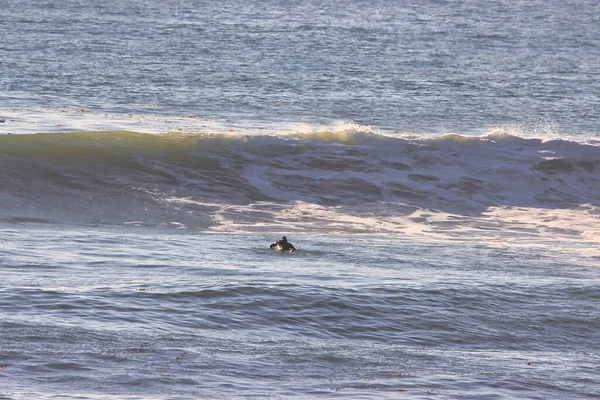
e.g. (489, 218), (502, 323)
(1, 227), (599, 399)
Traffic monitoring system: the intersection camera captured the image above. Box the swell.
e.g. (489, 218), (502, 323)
(5, 281), (599, 349)
(0, 130), (599, 230)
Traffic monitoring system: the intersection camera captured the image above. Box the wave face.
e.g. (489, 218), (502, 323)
(1, 130), (599, 241)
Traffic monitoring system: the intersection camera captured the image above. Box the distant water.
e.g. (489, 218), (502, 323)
(1, 0), (600, 399)
(1, 0), (599, 135)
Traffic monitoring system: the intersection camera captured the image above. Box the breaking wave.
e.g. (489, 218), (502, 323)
(1, 129), (599, 246)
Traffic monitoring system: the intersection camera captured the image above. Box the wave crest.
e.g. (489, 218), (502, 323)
(1, 130), (598, 239)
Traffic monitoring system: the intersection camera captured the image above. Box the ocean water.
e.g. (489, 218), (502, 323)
(1, 0), (599, 399)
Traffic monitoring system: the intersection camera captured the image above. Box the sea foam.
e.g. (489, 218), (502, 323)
(0, 125), (598, 256)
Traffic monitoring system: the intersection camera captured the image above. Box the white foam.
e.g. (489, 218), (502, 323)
(198, 199), (600, 258)
(0, 106), (234, 135)
(0, 105), (383, 138)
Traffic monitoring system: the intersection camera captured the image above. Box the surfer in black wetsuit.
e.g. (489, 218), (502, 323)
(270, 236), (296, 253)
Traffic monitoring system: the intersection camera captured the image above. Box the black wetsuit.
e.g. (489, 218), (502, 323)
(270, 237), (296, 253)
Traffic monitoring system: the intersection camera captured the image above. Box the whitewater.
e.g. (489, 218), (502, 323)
(1, 0), (600, 398)
(1, 115), (598, 255)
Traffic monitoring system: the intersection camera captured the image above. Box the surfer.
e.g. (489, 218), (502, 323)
(270, 236), (296, 253)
